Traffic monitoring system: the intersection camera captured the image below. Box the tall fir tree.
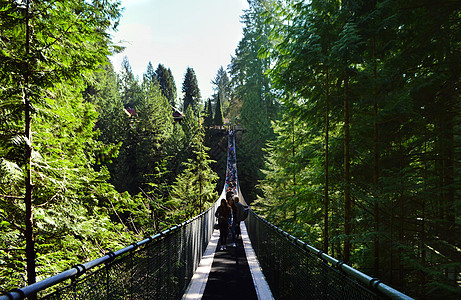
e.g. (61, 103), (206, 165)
(111, 59), (173, 196)
(228, 0), (279, 201)
(144, 61), (159, 87)
(182, 67), (201, 115)
(211, 66), (231, 112)
(254, 0), (461, 297)
(119, 56), (143, 108)
(169, 117), (218, 221)
(167, 68), (177, 105)
(213, 93), (224, 126)
(0, 0), (122, 289)
(156, 63), (177, 106)
(203, 99), (213, 128)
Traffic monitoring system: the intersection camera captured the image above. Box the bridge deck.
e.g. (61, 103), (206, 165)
(182, 222), (273, 300)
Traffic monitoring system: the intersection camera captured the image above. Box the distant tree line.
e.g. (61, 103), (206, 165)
(92, 56), (219, 226)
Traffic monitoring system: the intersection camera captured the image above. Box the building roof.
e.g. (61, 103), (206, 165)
(172, 106), (185, 122)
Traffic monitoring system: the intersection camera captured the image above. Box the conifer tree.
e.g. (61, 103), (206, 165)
(164, 122), (187, 186)
(253, 0), (461, 297)
(213, 93), (224, 126)
(228, 0), (279, 201)
(203, 99), (213, 128)
(83, 61), (128, 162)
(144, 61), (158, 86)
(170, 114), (218, 220)
(182, 67), (201, 115)
(120, 56), (143, 108)
(0, 0), (122, 288)
(156, 64), (177, 106)
(167, 68), (177, 104)
(212, 66), (231, 110)
(111, 59), (173, 195)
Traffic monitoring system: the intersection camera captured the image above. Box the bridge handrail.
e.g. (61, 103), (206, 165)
(248, 210), (413, 299)
(0, 203), (218, 300)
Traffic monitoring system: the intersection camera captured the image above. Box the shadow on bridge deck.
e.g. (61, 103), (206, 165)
(182, 221), (273, 300)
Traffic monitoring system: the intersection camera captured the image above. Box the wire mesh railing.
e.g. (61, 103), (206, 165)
(0, 200), (220, 300)
(2, 127), (413, 300)
(245, 209), (413, 300)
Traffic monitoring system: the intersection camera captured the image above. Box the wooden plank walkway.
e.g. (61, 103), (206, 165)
(182, 222), (273, 300)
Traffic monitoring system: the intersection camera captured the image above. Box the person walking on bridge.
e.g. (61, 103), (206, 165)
(234, 195), (248, 239)
(215, 198), (232, 250)
(228, 197), (238, 247)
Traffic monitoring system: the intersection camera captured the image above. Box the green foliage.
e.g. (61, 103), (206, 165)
(211, 66), (231, 126)
(0, 80), (145, 290)
(169, 118), (218, 220)
(213, 93), (224, 126)
(156, 63), (177, 106)
(252, 0), (461, 298)
(228, 0), (280, 201)
(211, 66), (231, 116)
(0, 0), (221, 294)
(120, 56), (143, 108)
(92, 58), (174, 197)
(182, 67), (201, 115)
(203, 99), (213, 128)
(0, 0), (128, 288)
(144, 62), (159, 87)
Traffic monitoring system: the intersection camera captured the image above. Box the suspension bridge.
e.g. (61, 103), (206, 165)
(0, 131), (412, 300)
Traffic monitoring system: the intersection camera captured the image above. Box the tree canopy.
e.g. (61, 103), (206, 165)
(0, 2), (218, 292)
(245, 0), (461, 298)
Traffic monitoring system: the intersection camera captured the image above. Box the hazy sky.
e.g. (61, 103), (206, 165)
(110, 0), (249, 102)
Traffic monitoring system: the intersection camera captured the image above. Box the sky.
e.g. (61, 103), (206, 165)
(110, 0), (249, 102)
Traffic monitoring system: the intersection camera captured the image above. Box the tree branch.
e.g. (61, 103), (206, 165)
(0, 194), (24, 200)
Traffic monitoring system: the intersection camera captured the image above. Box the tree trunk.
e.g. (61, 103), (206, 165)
(421, 146), (427, 295)
(344, 75), (351, 263)
(292, 117), (297, 223)
(24, 0), (37, 294)
(441, 92), (455, 229)
(397, 128), (404, 285)
(372, 36), (380, 277)
(324, 67), (330, 253)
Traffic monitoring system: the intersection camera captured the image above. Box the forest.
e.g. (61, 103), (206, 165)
(0, 0), (460, 299)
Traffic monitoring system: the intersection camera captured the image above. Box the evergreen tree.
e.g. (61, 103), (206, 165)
(84, 61), (128, 151)
(254, 0), (461, 297)
(169, 122), (218, 220)
(144, 61), (158, 87)
(0, 0), (122, 288)
(167, 68), (177, 104)
(182, 67), (201, 115)
(228, 0), (279, 201)
(156, 63), (177, 106)
(110, 60), (173, 195)
(212, 66), (231, 112)
(213, 93), (224, 126)
(203, 99), (213, 128)
(119, 56), (143, 108)
(164, 122), (187, 186)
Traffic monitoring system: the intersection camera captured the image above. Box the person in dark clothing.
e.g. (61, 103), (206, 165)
(228, 197), (237, 247)
(226, 191), (233, 202)
(215, 198), (232, 250)
(234, 195), (248, 238)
